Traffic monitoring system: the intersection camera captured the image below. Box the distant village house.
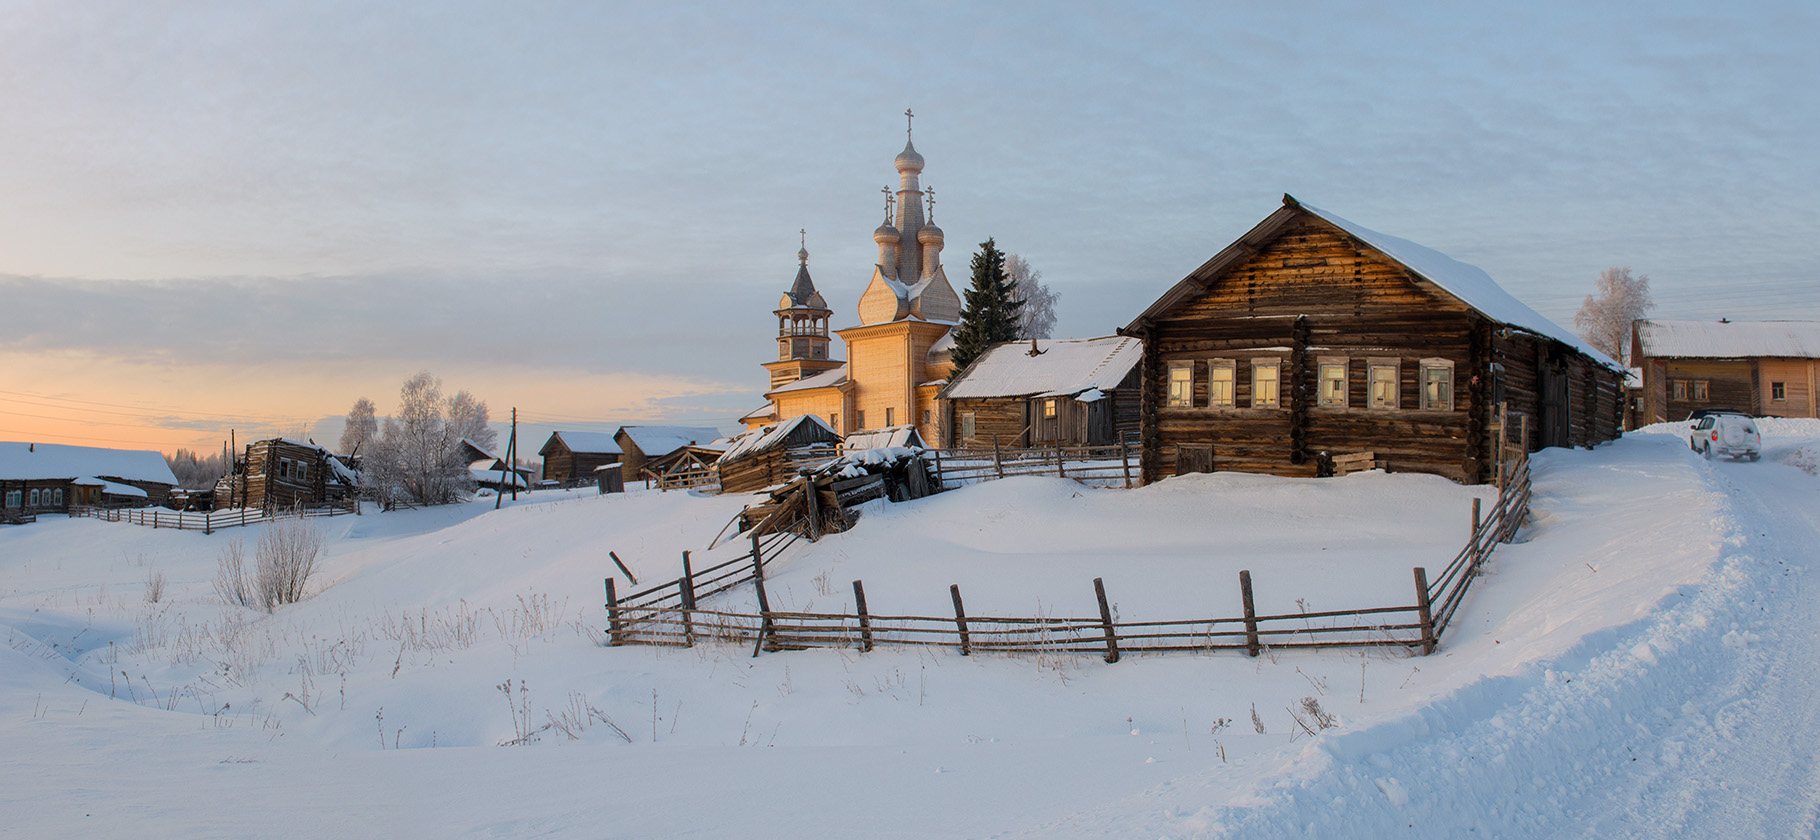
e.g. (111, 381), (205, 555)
(1631, 319), (1820, 423)
(1, 442), (178, 520)
(936, 336), (1142, 449)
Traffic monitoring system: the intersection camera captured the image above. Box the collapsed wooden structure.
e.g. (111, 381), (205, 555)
(214, 439), (358, 512)
(1123, 195), (1624, 484)
(715, 415), (841, 495)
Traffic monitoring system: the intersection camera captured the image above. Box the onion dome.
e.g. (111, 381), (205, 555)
(917, 221), (943, 245)
(873, 221), (901, 243)
(894, 138), (924, 173)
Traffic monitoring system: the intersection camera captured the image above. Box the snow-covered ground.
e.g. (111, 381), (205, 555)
(4, 419), (1818, 838)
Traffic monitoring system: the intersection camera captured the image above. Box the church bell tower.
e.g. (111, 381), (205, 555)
(762, 233), (844, 390)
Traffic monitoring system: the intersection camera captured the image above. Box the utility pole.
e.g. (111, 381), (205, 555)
(508, 408), (519, 502)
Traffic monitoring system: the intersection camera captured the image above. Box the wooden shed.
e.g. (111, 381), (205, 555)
(1631, 319), (1820, 423)
(215, 439), (357, 511)
(615, 426), (722, 487)
(1123, 195), (1625, 484)
(537, 431), (621, 487)
(936, 336), (1142, 449)
(715, 415), (842, 494)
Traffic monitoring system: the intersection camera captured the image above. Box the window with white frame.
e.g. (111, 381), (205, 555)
(1317, 358), (1348, 407)
(1208, 359), (1235, 408)
(1167, 363), (1194, 407)
(960, 412), (976, 439)
(1368, 359), (1400, 409)
(1419, 359), (1455, 411)
(52, 488), (63, 505)
(30, 488), (40, 506)
(1251, 360), (1281, 408)
(5, 490), (20, 507)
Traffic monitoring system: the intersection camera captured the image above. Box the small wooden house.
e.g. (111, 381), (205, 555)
(460, 438), (529, 492)
(715, 415), (841, 494)
(1123, 196), (1624, 484)
(936, 336), (1142, 449)
(1, 441), (178, 518)
(594, 463), (625, 494)
(615, 426), (722, 486)
(1631, 319), (1820, 423)
(536, 431), (621, 486)
(215, 439), (357, 511)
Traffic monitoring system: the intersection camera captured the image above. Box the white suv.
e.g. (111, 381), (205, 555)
(1690, 412), (1761, 461)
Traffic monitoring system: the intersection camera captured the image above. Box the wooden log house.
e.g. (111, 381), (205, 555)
(1631, 319), (1820, 423)
(214, 439), (357, 511)
(935, 336), (1142, 449)
(615, 426), (722, 486)
(1, 441), (178, 519)
(1123, 196), (1624, 484)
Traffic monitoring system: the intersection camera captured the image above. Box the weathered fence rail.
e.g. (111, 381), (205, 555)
(604, 451), (1533, 661)
(926, 442), (1136, 489)
(71, 498), (360, 533)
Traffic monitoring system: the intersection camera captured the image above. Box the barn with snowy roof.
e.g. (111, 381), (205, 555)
(537, 431), (622, 486)
(936, 335), (1142, 448)
(1122, 195), (1624, 484)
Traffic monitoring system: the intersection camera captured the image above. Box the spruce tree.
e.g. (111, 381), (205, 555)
(949, 238), (1024, 372)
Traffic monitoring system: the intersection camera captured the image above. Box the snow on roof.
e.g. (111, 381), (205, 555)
(717, 414), (837, 462)
(842, 425), (924, 451)
(1297, 201), (1621, 370)
(618, 426), (723, 458)
(469, 467), (527, 488)
(0, 442), (177, 484)
(768, 364), (848, 395)
(545, 431), (622, 455)
(940, 336), (1142, 400)
(72, 477), (149, 498)
(461, 437), (502, 461)
(1635, 319), (1820, 360)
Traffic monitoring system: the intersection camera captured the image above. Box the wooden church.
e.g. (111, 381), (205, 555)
(1122, 195), (1625, 484)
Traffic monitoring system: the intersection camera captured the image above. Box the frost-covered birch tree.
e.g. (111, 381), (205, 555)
(1574, 266), (1654, 364)
(1006, 253), (1059, 340)
(339, 397), (378, 457)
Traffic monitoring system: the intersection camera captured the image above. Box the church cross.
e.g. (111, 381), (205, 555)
(905, 107), (914, 137)
(925, 185), (935, 222)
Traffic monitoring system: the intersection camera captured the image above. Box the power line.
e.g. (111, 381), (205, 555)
(0, 388), (304, 423)
(0, 426), (215, 449)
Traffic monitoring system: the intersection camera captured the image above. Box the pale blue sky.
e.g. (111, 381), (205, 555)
(2, 1), (1816, 450)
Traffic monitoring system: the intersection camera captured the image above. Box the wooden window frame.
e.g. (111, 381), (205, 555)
(960, 412), (976, 440)
(884, 407), (894, 427)
(1419, 358), (1455, 411)
(52, 488), (62, 506)
(1772, 381), (1786, 401)
(829, 413), (838, 432)
(1043, 398), (1057, 419)
(1251, 359), (1282, 409)
(857, 409), (866, 429)
(1207, 359), (1236, 408)
(1692, 380), (1710, 402)
(1166, 362), (1194, 408)
(1367, 358), (1400, 410)
(1671, 380), (1688, 400)
(1317, 357), (1348, 408)
(4, 490), (18, 508)
(29, 488), (40, 506)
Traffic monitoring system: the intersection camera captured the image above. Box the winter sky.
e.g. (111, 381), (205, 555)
(3, 1), (1817, 454)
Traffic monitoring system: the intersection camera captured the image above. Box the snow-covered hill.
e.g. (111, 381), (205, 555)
(4, 419), (1817, 838)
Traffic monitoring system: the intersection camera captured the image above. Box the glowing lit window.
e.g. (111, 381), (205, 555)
(1251, 360), (1280, 409)
(1208, 360), (1235, 407)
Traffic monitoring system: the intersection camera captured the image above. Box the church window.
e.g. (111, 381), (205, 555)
(52, 488), (62, 505)
(885, 407), (894, 427)
(1167, 363), (1194, 407)
(1318, 359), (1348, 407)
(1251, 360), (1281, 409)
(30, 488), (40, 506)
(922, 410), (930, 425)
(857, 410), (866, 429)
(1208, 360), (1235, 408)
(829, 414), (838, 432)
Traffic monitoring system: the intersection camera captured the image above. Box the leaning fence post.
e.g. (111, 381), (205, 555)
(604, 578), (622, 646)
(1413, 567), (1436, 655)
(950, 584), (971, 655)
(680, 551), (697, 647)
(1120, 440), (1133, 489)
(1471, 497), (1482, 538)
(992, 435), (1004, 479)
(608, 551), (638, 585)
(1239, 570), (1260, 657)
(1093, 577), (1120, 663)
(852, 579), (873, 652)
(751, 547), (773, 657)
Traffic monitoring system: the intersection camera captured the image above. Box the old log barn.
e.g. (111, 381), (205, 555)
(936, 335), (1141, 448)
(214, 439), (357, 511)
(615, 426), (722, 486)
(536, 431), (622, 486)
(1, 441), (178, 520)
(1123, 196), (1624, 484)
(1631, 319), (1820, 423)
(715, 414), (841, 494)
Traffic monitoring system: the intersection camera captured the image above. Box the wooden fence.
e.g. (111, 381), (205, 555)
(603, 453), (1532, 660)
(926, 442), (1136, 489)
(71, 498), (360, 534)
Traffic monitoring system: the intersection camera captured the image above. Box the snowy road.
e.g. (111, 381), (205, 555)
(1569, 457), (1820, 838)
